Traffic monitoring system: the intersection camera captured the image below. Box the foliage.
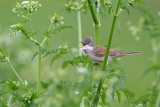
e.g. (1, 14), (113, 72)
(0, 48), (9, 63)
(0, 0), (156, 107)
(12, 1), (42, 19)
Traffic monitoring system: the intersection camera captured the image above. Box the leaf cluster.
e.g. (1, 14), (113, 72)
(0, 81), (37, 107)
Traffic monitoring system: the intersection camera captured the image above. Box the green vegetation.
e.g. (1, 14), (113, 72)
(0, 0), (160, 107)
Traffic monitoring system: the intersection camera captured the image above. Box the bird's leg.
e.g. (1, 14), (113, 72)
(93, 62), (100, 65)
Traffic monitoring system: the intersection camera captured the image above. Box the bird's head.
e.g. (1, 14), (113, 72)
(81, 36), (94, 48)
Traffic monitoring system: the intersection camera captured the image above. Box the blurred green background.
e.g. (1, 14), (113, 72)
(0, 0), (160, 106)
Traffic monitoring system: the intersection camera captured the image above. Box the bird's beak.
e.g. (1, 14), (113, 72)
(81, 44), (84, 48)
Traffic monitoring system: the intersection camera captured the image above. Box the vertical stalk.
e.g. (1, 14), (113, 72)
(155, 91), (160, 107)
(77, 11), (82, 56)
(91, 0), (121, 106)
(7, 58), (24, 84)
(95, 25), (100, 45)
(77, 11), (84, 82)
(95, 0), (100, 45)
(102, 0), (121, 70)
(87, 0), (100, 45)
(29, 21), (33, 33)
(37, 46), (42, 95)
(7, 94), (12, 106)
(28, 19), (35, 39)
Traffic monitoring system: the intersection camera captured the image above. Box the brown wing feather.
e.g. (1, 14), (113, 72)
(93, 46), (120, 57)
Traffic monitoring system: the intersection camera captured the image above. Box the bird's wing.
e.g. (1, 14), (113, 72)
(93, 46), (120, 57)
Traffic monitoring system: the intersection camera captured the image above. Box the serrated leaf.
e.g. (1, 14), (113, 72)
(52, 26), (73, 35)
(116, 90), (121, 103)
(122, 89), (134, 101)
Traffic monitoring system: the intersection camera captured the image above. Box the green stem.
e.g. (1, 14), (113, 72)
(87, 0), (100, 45)
(77, 11), (82, 56)
(40, 36), (47, 47)
(95, 0), (101, 45)
(40, 23), (54, 47)
(90, 79), (104, 107)
(7, 58), (24, 84)
(7, 94), (12, 106)
(87, 0), (99, 25)
(102, 0), (121, 71)
(95, 25), (100, 45)
(37, 23), (54, 95)
(37, 46), (42, 95)
(155, 91), (160, 107)
(91, 0), (121, 106)
(28, 19), (35, 39)
(21, 29), (40, 46)
(29, 20), (33, 33)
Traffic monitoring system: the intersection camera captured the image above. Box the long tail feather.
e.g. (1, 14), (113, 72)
(124, 51), (141, 55)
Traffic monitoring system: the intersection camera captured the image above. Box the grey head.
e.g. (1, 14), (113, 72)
(81, 36), (95, 47)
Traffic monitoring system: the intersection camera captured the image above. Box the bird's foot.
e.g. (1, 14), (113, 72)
(93, 62), (100, 65)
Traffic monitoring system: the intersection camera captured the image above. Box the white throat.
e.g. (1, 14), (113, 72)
(80, 45), (93, 56)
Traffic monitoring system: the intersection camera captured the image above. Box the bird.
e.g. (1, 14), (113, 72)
(80, 36), (141, 65)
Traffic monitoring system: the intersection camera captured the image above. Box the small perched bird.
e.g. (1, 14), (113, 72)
(80, 36), (140, 65)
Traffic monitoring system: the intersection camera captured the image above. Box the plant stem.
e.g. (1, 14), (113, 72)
(102, 0), (121, 71)
(155, 91), (160, 107)
(40, 23), (54, 47)
(21, 29), (40, 46)
(28, 19), (35, 39)
(37, 22), (54, 95)
(77, 11), (82, 56)
(7, 94), (12, 106)
(37, 46), (42, 95)
(87, 0), (99, 25)
(90, 79), (104, 107)
(95, 24), (100, 45)
(95, 0), (100, 45)
(7, 58), (24, 84)
(40, 36), (48, 47)
(91, 0), (121, 106)
(29, 20), (33, 33)
(87, 0), (100, 45)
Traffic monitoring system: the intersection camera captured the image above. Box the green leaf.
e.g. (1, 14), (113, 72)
(101, 90), (106, 105)
(134, 0), (146, 4)
(61, 55), (92, 68)
(31, 52), (38, 61)
(41, 81), (49, 89)
(0, 48), (3, 53)
(128, 3), (134, 8)
(62, 61), (69, 69)
(52, 26), (73, 35)
(116, 90), (121, 103)
(122, 89), (134, 101)
(50, 56), (58, 67)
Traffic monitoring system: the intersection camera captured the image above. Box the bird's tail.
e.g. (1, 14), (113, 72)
(124, 51), (141, 55)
